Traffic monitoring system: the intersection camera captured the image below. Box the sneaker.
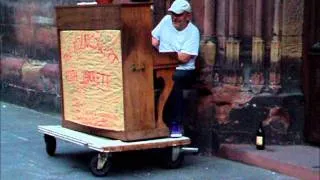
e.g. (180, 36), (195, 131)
(170, 123), (183, 138)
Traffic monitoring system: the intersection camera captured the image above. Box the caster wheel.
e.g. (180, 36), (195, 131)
(162, 146), (184, 169)
(44, 134), (56, 156)
(89, 153), (112, 177)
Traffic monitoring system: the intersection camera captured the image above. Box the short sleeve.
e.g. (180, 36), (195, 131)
(151, 15), (170, 40)
(180, 27), (200, 56)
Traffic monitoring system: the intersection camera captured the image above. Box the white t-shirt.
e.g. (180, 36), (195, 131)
(152, 15), (200, 70)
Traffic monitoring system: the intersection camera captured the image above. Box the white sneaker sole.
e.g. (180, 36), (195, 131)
(170, 133), (183, 138)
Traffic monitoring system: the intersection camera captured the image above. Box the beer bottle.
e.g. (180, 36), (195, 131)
(256, 122), (265, 150)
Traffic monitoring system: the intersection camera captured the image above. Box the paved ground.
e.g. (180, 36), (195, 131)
(1, 102), (298, 180)
(218, 144), (320, 180)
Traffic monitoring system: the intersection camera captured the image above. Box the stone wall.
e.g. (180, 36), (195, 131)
(1, 0), (64, 110)
(182, 0), (306, 154)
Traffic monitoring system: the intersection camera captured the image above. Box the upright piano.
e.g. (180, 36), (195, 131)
(56, 3), (179, 141)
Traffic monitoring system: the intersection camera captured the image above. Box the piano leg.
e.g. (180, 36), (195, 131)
(155, 69), (175, 129)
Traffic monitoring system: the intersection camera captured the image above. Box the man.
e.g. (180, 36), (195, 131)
(152, 0), (200, 137)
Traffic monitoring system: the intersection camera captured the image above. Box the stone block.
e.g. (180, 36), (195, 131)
(40, 63), (59, 79)
(14, 6), (32, 25)
(34, 27), (56, 48)
(40, 64), (60, 94)
(14, 24), (35, 46)
(21, 61), (46, 90)
(1, 57), (25, 81)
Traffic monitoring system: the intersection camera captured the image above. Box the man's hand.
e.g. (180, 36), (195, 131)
(177, 52), (194, 63)
(152, 37), (159, 49)
(152, 36), (194, 64)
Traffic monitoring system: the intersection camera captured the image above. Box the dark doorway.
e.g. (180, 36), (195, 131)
(303, 0), (320, 145)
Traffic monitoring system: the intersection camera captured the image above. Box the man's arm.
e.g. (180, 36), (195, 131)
(177, 52), (195, 63)
(177, 26), (199, 64)
(152, 37), (194, 64)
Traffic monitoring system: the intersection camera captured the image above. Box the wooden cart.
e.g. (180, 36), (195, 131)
(56, 3), (179, 142)
(38, 125), (192, 176)
(41, 3), (198, 176)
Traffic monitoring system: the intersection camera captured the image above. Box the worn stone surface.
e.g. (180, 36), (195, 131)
(280, 36), (303, 92)
(281, 36), (303, 60)
(1, 57), (25, 82)
(1, 56), (60, 94)
(282, 0), (304, 36)
(191, 83), (305, 146)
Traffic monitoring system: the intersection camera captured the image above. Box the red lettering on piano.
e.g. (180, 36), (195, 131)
(65, 70), (78, 82)
(81, 70), (112, 88)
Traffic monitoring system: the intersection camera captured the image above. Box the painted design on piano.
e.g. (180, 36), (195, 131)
(60, 30), (124, 131)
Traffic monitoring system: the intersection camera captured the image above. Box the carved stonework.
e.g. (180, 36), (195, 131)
(225, 38), (240, 85)
(251, 37), (265, 86)
(281, 36), (303, 60)
(252, 37), (265, 68)
(270, 37), (281, 89)
(200, 39), (216, 84)
(202, 40), (216, 66)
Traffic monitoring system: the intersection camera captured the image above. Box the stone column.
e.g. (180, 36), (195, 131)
(200, 0), (217, 85)
(269, 0), (282, 92)
(203, 0), (215, 41)
(225, 0), (240, 85)
(251, 0), (265, 89)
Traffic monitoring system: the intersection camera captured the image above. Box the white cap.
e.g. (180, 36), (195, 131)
(168, 0), (192, 14)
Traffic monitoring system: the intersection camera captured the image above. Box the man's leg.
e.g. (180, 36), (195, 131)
(170, 70), (195, 137)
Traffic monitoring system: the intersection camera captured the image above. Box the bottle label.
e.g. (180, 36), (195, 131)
(256, 136), (263, 146)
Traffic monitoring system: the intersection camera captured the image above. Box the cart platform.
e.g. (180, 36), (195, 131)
(38, 125), (191, 152)
(38, 125), (192, 176)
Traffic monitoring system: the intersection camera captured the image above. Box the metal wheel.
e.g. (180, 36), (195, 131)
(44, 134), (56, 156)
(162, 146), (184, 169)
(89, 153), (112, 177)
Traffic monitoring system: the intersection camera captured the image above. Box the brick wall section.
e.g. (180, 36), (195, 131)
(0, 1), (70, 110)
(1, 57), (25, 83)
(1, 56), (59, 94)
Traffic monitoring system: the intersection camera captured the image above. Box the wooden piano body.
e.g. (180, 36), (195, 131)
(56, 3), (179, 141)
